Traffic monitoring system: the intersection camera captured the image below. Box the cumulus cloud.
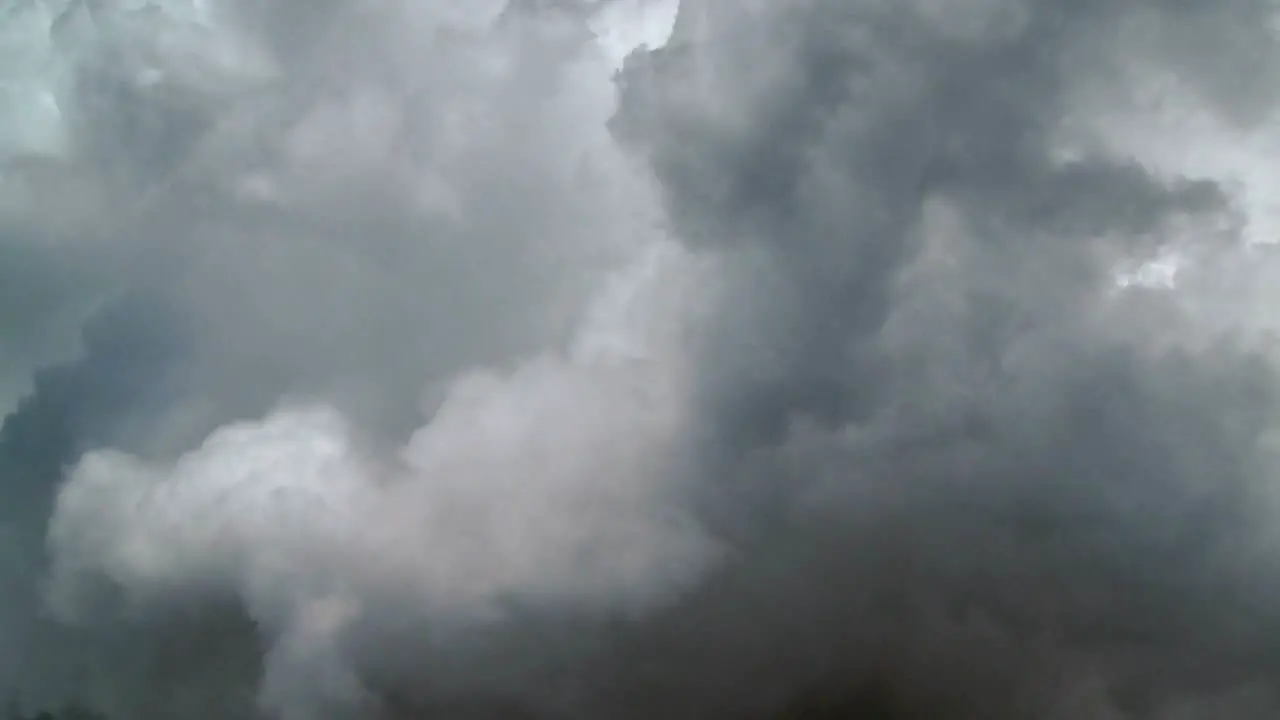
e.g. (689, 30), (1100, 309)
(47, 238), (719, 718)
(1, 0), (667, 441)
(3, 0), (689, 714)
(8, 0), (1280, 718)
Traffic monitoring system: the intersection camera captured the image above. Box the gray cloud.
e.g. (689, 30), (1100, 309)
(592, 1), (1280, 717)
(6, 0), (1280, 718)
(3, 0), (684, 715)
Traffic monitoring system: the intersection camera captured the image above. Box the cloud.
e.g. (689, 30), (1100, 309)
(589, 1), (1280, 717)
(47, 240), (720, 719)
(1, 0), (660, 440)
(7, 0), (1280, 718)
(3, 0), (691, 714)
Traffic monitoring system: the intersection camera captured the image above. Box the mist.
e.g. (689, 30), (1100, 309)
(6, 0), (1280, 718)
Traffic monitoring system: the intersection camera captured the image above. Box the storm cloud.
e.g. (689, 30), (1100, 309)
(6, 0), (1280, 718)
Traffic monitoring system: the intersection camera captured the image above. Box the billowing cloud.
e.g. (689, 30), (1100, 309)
(7, 0), (1280, 718)
(47, 238), (720, 719)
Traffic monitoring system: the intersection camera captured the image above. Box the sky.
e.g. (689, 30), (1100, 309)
(7, 0), (1280, 718)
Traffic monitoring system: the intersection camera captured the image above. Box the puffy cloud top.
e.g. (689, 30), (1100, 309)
(7, 0), (1280, 719)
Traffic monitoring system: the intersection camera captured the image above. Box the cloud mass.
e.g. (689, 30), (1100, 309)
(7, 0), (1280, 718)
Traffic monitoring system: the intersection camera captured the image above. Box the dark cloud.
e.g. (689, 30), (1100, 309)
(0, 296), (263, 718)
(6, 0), (1280, 718)
(593, 1), (1280, 717)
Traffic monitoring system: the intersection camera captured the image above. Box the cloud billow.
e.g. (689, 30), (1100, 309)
(5, 0), (1280, 718)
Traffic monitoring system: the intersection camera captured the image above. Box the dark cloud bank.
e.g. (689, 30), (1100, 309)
(6, 0), (1280, 718)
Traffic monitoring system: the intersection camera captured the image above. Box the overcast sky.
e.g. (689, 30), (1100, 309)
(7, 1), (1280, 718)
